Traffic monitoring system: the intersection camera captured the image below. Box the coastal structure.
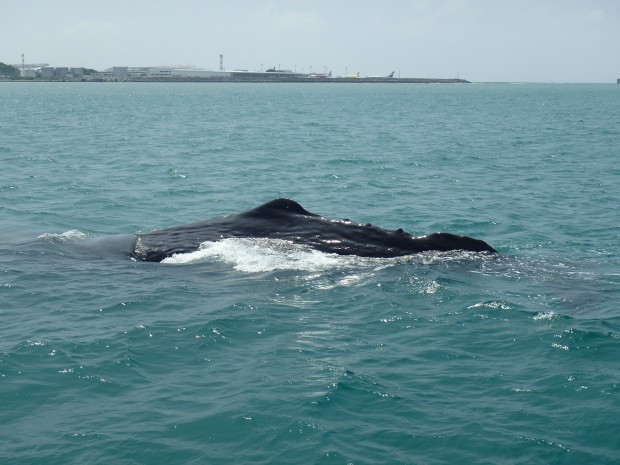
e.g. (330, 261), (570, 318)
(6, 55), (469, 83)
(10, 62), (85, 80)
(40, 67), (83, 79)
(87, 66), (467, 83)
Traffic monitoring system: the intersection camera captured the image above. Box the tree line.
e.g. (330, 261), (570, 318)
(0, 62), (20, 79)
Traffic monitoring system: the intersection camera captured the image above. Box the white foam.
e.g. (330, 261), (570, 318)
(159, 238), (490, 273)
(161, 238), (361, 272)
(533, 311), (557, 321)
(38, 230), (88, 243)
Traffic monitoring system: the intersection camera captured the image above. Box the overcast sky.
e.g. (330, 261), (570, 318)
(3, 0), (619, 82)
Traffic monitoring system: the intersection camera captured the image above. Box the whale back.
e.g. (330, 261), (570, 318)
(132, 198), (497, 262)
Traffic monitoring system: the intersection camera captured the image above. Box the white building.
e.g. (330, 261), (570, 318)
(141, 67), (231, 79)
(171, 68), (230, 78)
(146, 67), (174, 78)
(40, 67), (55, 78)
(20, 68), (37, 78)
(113, 67), (128, 78)
(54, 67), (69, 78)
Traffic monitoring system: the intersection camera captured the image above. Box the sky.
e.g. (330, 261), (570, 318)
(3, 0), (619, 82)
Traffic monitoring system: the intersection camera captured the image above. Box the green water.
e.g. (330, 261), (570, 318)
(1, 82), (619, 464)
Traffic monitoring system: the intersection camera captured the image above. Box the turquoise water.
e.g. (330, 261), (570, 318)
(1, 82), (619, 464)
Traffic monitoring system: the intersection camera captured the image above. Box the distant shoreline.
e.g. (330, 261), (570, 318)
(1, 77), (470, 84)
(3, 79), (615, 84)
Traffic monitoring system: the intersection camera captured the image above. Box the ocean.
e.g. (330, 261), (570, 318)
(1, 82), (618, 464)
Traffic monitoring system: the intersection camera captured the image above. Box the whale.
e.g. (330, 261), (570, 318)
(131, 198), (497, 262)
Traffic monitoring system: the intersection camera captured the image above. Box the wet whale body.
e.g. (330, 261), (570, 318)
(132, 198), (497, 262)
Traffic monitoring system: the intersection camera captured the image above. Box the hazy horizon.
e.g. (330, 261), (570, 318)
(3, 0), (619, 83)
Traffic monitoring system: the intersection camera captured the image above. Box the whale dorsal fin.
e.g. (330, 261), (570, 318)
(248, 198), (316, 216)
